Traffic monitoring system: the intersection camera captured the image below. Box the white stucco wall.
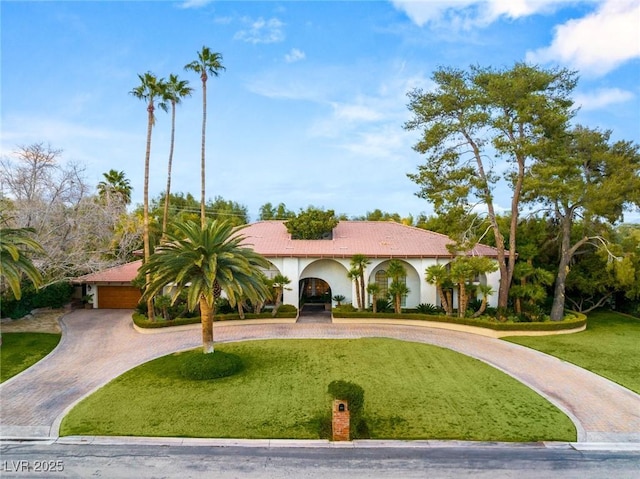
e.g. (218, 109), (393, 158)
(265, 256), (500, 310)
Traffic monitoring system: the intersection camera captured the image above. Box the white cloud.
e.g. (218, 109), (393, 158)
(234, 17), (285, 44)
(284, 48), (306, 63)
(331, 102), (384, 122)
(526, 0), (640, 76)
(390, 0), (565, 29)
(180, 0), (215, 9)
(573, 88), (635, 111)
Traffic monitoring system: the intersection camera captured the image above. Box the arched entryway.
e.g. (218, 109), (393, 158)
(299, 277), (331, 307)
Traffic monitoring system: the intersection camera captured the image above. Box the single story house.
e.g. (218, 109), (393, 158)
(74, 221), (503, 310)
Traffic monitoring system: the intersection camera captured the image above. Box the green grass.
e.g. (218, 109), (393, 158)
(504, 310), (640, 394)
(61, 338), (575, 441)
(0, 332), (61, 383)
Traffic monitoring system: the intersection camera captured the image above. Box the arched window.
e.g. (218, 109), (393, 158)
(375, 270), (388, 298)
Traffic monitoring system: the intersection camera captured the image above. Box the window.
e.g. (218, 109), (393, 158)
(375, 270), (388, 298)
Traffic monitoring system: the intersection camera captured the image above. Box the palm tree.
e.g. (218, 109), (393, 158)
(271, 274), (291, 317)
(139, 219), (271, 353)
(425, 264), (453, 316)
(366, 283), (380, 313)
(130, 72), (168, 321)
(472, 284), (495, 317)
(387, 259), (409, 314)
(161, 74), (193, 238)
(0, 224), (43, 300)
(97, 169), (132, 206)
(349, 254), (370, 311)
(184, 46), (226, 227)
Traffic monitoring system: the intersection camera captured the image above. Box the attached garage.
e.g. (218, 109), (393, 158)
(73, 260), (143, 309)
(97, 285), (141, 309)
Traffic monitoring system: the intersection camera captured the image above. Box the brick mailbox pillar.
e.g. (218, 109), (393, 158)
(332, 399), (350, 441)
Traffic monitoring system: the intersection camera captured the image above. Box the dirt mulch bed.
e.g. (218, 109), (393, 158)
(0, 308), (65, 334)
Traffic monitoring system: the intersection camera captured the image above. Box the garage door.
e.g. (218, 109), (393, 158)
(98, 286), (142, 309)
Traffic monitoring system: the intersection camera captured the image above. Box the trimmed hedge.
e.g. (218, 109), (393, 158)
(332, 311), (587, 332)
(133, 307), (298, 329)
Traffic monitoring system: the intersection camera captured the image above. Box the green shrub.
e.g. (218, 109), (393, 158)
(277, 304), (297, 313)
(327, 380), (365, 416)
(1, 281), (73, 318)
(333, 304), (357, 313)
(327, 380), (369, 439)
(376, 298), (393, 313)
(179, 351), (244, 380)
(416, 303), (441, 314)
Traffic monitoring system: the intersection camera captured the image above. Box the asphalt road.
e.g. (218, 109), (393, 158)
(1, 442), (639, 479)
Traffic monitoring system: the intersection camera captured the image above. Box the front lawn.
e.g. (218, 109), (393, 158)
(504, 310), (640, 394)
(0, 332), (61, 382)
(61, 338), (575, 441)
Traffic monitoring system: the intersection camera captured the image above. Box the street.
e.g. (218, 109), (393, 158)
(1, 442), (639, 479)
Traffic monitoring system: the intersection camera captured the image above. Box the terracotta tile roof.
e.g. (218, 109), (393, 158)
(74, 222), (503, 284)
(73, 260), (142, 283)
(239, 221), (502, 258)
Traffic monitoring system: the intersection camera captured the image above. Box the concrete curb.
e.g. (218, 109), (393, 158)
(132, 317), (298, 334)
(331, 317), (587, 338)
(2, 436), (639, 452)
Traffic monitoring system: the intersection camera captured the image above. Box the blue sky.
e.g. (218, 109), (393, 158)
(2, 0), (639, 222)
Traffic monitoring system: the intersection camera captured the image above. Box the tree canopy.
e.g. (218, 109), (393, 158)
(285, 206), (339, 240)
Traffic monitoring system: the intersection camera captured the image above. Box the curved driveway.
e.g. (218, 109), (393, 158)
(1, 310), (639, 443)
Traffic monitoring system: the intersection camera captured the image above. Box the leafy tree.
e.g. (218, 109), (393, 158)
(184, 46), (226, 227)
(1, 144), (133, 280)
(139, 220), (271, 353)
(130, 72), (168, 320)
(564, 224), (640, 314)
(270, 274), (291, 317)
(97, 169), (132, 206)
(285, 206), (339, 240)
(0, 222), (43, 300)
(259, 202), (296, 220)
(141, 193), (249, 245)
(510, 261), (554, 317)
(405, 63), (577, 316)
(161, 74), (193, 238)
(526, 126), (640, 320)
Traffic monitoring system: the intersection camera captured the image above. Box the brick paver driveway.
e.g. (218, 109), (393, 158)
(1, 310), (639, 443)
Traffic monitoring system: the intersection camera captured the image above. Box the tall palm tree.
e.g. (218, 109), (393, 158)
(0, 224), (43, 300)
(184, 46), (226, 227)
(139, 219), (271, 353)
(130, 72), (168, 321)
(349, 254), (370, 311)
(97, 169), (132, 205)
(161, 74), (193, 238)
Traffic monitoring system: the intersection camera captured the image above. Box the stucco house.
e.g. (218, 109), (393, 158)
(74, 221), (503, 310)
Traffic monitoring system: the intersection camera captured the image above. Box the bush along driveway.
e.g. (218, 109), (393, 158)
(0, 309), (639, 443)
